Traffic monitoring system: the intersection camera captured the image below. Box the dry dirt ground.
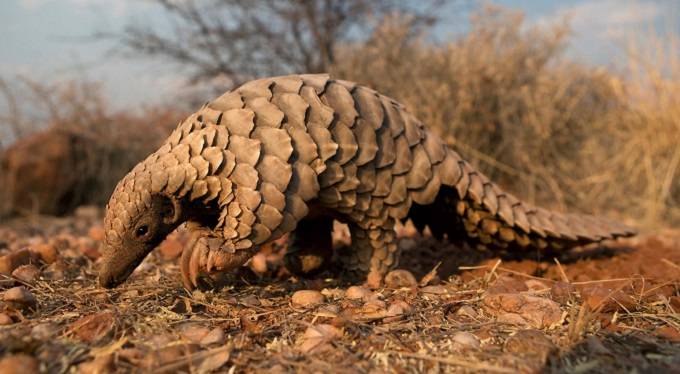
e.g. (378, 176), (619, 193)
(1, 207), (679, 373)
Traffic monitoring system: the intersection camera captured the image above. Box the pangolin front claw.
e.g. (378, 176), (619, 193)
(180, 231), (258, 290)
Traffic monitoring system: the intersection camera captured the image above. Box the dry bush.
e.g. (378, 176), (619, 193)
(0, 79), (182, 216)
(332, 7), (680, 228)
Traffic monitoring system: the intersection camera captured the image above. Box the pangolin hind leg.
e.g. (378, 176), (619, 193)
(283, 216), (334, 276)
(338, 218), (399, 289)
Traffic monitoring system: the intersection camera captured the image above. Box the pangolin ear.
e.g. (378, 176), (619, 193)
(161, 196), (182, 225)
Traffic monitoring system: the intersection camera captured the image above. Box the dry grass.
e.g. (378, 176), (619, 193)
(0, 78), (183, 216)
(332, 6), (680, 228)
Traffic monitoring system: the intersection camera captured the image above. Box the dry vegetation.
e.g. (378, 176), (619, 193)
(332, 7), (680, 228)
(0, 79), (182, 216)
(1, 5), (679, 373)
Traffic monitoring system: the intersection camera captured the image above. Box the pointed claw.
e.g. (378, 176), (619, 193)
(189, 239), (207, 288)
(180, 239), (196, 290)
(206, 250), (216, 272)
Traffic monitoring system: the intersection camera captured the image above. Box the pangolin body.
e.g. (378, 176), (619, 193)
(99, 74), (635, 289)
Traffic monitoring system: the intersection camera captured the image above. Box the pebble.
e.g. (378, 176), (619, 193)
(0, 248), (32, 274)
(452, 331), (481, 348)
(32, 322), (60, 340)
(384, 269), (418, 288)
(33, 243), (58, 264)
(297, 324), (342, 354)
(180, 324), (211, 343)
(504, 329), (556, 360)
(12, 264), (40, 283)
(483, 293), (562, 329)
(200, 327), (226, 346)
(3, 286), (37, 311)
(0, 313), (13, 325)
(456, 305), (478, 319)
(78, 354), (114, 374)
(550, 281), (575, 304)
(292, 290), (325, 307)
(345, 286), (372, 300)
(0, 354), (39, 374)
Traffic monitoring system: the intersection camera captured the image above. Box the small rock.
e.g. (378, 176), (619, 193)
(456, 305), (478, 319)
(88, 226), (106, 242)
(180, 324), (211, 343)
(200, 328), (226, 345)
(159, 237), (184, 260)
(497, 313), (528, 326)
(33, 243), (58, 264)
(524, 279), (549, 292)
(42, 260), (67, 280)
(240, 294), (261, 307)
(68, 311), (116, 343)
(4, 286), (37, 311)
(452, 331), (480, 348)
(655, 325), (680, 343)
(0, 248), (33, 275)
(292, 290), (325, 307)
(0, 313), (14, 325)
(317, 305), (340, 318)
(486, 276), (528, 295)
(12, 264), (40, 283)
(249, 253), (268, 274)
(580, 285), (637, 312)
(197, 347), (231, 373)
(363, 299), (387, 312)
(670, 296), (680, 311)
(297, 324), (342, 353)
(0, 354), (39, 374)
(483, 293), (562, 329)
(142, 344), (199, 371)
(32, 322), (60, 340)
(78, 354), (114, 374)
(505, 330), (556, 361)
(386, 300), (413, 317)
(550, 281), (575, 304)
(345, 286), (372, 300)
(384, 269), (418, 288)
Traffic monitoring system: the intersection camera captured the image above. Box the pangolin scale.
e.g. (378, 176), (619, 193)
(98, 74), (635, 289)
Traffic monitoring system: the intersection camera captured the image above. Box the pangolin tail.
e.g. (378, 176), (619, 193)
(408, 148), (636, 251)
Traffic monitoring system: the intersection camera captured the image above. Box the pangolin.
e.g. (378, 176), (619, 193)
(98, 74), (635, 289)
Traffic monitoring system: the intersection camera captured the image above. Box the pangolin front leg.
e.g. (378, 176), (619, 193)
(180, 227), (256, 289)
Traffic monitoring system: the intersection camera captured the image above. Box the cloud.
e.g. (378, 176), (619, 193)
(538, 0), (662, 39)
(19, 0), (138, 17)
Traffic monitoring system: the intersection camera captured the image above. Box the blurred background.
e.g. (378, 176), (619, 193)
(0, 0), (678, 229)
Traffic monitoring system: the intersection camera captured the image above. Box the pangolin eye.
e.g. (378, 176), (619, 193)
(136, 225), (149, 237)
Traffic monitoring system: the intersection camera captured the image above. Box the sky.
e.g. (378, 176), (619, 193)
(0, 0), (676, 110)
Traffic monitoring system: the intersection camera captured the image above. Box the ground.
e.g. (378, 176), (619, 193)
(0, 207), (679, 373)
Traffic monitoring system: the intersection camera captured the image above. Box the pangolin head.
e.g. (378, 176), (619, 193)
(98, 160), (184, 288)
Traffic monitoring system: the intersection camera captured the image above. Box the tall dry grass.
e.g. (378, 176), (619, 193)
(332, 7), (680, 229)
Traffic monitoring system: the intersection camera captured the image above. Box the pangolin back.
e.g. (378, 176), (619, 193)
(104, 74), (634, 259)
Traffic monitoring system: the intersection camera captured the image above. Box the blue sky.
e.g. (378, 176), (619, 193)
(0, 0), (676, 109)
